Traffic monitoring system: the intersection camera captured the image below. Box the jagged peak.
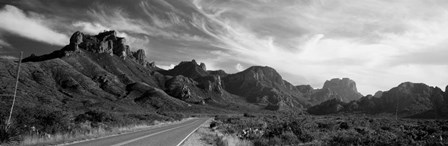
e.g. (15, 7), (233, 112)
(239, 66), (280, 76)
(296, 85), (314, 93)
(23, 30), (152, 67)
(165, 60), (209, 79)
(323, 78), (357, 90)
(175, 60), (207, 71)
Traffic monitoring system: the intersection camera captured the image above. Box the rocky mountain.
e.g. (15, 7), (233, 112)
(296, 78), (362, 105)
(322, 78), (363, 102)
(2, 30), (445, 121)
(307, 82), (448, 118)
(161, 60), (209, 79)
(222, 66), (310, 110)
(0, 30), (240, 125)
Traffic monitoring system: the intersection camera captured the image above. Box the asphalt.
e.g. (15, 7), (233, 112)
(64, 118), (210, 146)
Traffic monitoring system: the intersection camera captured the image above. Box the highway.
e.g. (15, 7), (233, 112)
(64, 118), (210, 146)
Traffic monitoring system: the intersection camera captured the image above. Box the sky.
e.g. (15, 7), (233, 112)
(0, 0), (447, 94)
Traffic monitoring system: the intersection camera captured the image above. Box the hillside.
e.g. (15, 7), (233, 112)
(222, 66), (310, 110)
(308, 82), (448, 118)
(0, 31), (244, 139)
(297, 78), (363, 105)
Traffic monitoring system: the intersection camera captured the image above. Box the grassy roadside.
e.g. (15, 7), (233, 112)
(17, 118), (194, 146)
(181, 118), (252, 146)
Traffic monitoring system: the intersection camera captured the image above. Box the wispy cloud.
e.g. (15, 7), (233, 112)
(0, 5), (69, 46)
(1, 0), (447, 94)
(72, 21), (151, 51)
(235, 63), (245, 72)
(190, 0), (448, 94)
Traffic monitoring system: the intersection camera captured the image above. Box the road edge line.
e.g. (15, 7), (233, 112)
(176, 118), (211, 146)
(58, 118), (195, 146)
(111, 119), (199, 146)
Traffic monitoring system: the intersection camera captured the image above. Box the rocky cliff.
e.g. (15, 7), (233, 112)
(296, 78), (362, 105)
(307, 82), (448, 118)
(322, 78), (363, 102)
(222, 66), (310, 110)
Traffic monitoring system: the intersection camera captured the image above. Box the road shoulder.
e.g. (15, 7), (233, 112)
(181, 118), (215, 146)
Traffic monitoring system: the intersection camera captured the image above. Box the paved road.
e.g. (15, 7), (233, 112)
(64, 118), (210, 146)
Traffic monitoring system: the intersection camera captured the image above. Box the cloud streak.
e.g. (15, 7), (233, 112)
(1, 0), (447, 94)
(0, 5), (69, 46)
(190, 0), (448, 94)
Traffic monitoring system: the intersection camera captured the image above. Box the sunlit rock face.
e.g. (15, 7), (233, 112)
(222, 66), (310, 110)
(162, 60), (209, 79)
(322, 78), (363, 102)
(297, 78), (362, 105)
(308, 82), (448, 118)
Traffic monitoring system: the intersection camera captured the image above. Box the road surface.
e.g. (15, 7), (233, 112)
(64, 118), (210, 146)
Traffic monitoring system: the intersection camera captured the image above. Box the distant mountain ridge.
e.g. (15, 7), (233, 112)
(296, 78), (363, 105)
(1, 30), (446, 120)
(222, 66), (309, 110)
(308, 82), (448, 118)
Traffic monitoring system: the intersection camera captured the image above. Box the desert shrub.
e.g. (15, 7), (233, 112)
(128, 113), (167, 122)
(243, 113), (256, 118)
(317, 122), (337, 131)
(253, 136), (282, 146)
(339, 121), (350, 129)
(75, 110), (116, 124)
(156, 111), (185, 121)
(12, 107), (71, 134)
(330, 130), (362, 145)
(381, 126), (392, 131)
(210, 121), (218, 129)
(214, 115), (230, 121)
(280, 131), (300, 144)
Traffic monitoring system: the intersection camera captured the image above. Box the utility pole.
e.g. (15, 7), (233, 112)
(6, 51), (22, 129)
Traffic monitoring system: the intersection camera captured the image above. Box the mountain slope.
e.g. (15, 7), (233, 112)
(307, 82), (448, 118)
(296, 78), (362, 105)
(222, 66), (309, 110)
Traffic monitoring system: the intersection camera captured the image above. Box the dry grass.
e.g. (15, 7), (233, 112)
(182, 119), (252, 146)
(20, 118), (193, 146)
(217, 135), (253, 146)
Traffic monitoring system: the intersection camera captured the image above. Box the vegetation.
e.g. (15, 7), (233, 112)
(213, 113), (448, 145)
(0, 105), (187, 145)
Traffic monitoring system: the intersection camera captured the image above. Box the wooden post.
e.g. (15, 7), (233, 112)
(6, 51), (22, 128)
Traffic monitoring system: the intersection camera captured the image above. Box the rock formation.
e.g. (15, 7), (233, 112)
(308, 82), (448, 118)
(373, 91), (383, 98)
(322, 78), (363, 102)
(113, 38), (127, 59)
(69, 31), (83, 51)
(296, 85), (313, 94)
(197, 75), (223, 94)
(199, 62), (206, 71)
(133, 49), (146, 64)
(222, 66), (309, 110)
(161, 60), (209, 79)
(66, 30), (151, 64)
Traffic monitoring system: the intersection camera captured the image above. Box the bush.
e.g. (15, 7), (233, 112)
(243, 113), (256, 118)
(75, 110), (116, 124)
(330, 130), (362, 145)
(210, 121), (218, 129)
(11, 107), (71, 134)
(156, 112), (185, 121)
